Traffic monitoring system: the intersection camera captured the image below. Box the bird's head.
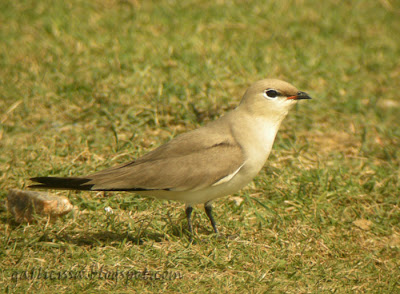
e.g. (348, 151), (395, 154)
(239, 79), (311, 121)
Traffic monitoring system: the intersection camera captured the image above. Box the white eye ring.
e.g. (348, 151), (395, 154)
(263, 89), (279, 100)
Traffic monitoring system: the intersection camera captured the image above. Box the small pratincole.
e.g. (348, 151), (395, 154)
(30, 79), (311, 236)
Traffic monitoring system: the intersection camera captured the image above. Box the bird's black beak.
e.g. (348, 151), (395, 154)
(287, 91), (312, 100)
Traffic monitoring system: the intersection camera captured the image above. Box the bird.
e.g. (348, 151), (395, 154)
(30, 79), (311, 236)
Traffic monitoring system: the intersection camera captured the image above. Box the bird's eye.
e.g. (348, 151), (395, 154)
(263, 89), (279, 99)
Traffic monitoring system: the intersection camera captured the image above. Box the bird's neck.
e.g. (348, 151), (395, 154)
(230, 109), (284, 158)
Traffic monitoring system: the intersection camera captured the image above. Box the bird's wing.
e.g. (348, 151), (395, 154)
(31, 125), (246, 192)
(86, 127), (245, 191)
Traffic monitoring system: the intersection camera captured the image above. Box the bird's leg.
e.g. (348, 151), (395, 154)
(185, 204), (194, 235)
(204, 201), (218, 234)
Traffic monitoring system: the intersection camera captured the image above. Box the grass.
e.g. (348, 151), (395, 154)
(1, 0), (400, 292)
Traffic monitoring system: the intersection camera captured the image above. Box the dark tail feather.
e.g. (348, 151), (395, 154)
(29, 177), (94, 190)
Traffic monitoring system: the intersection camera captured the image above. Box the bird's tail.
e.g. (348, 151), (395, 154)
(29, 177), (94, 190)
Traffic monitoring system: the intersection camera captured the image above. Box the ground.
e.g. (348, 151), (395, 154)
(1, 0), (399, 292)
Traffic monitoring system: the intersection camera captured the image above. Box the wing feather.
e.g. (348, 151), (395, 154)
(30, 120), (246, 192)
(88, 125), (245, 191)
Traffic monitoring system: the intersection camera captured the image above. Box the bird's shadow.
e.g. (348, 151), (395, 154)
(43, 227), (215, 246)
(34, 227), (189, 246)
(1, 206), (219, 246)
(55, 230), (156, 246)
(2, 216), (188, 246)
